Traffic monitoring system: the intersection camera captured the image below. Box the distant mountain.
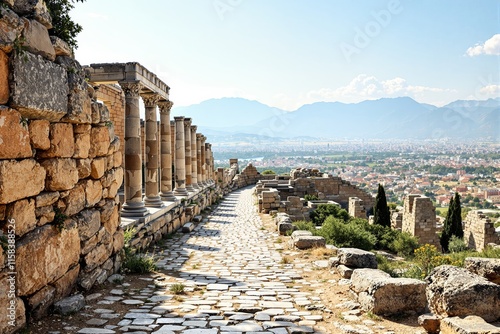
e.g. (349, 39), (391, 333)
(173, 97), (499, 141)
(171, 97), (284, 129)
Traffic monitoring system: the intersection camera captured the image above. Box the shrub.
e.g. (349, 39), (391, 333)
(316, 216), (376, 251)
(310, 204), (349, 225)
(45, 0), (86, 50)
(122, 252), (157, 274)
(304, 194), (319, 201)
(261, 169), (276, 175)
(405, 244), (460, 279)
(390, 232), (420, 257)
(292, 220), (315, 232)
(448, 236), (468, 253)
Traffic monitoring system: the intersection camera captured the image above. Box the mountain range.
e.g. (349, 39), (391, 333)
(171, 97), (500, 141)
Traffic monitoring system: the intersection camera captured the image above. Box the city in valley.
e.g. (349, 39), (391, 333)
(214, 139), (500, 221)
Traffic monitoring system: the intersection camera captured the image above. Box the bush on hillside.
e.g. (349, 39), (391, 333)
(316, 216), (376, 251)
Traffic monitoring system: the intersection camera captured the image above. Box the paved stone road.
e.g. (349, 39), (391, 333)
(72, 187), (328, 334)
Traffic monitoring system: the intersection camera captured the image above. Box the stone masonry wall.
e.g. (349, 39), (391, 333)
(402, 195), (439, 247)
(96, 84), (125, 162)
(349, 197), (366, 219)
(464, 210), (500, 251)
(0, 3), (122, 332)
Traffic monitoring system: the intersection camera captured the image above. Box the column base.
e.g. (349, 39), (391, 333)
(144, 195), (165, 208)
(160, 191), (177, 202)
(192, 183), (200, 189)
(174, 187), (189, 197)
(186, 185), (195, 192)
(121, 201), (149, 217)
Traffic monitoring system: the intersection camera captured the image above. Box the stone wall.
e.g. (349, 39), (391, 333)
(402, 195), (439, 247)
(464, 210), (500, 252)
(0, 3), (122, 332)
(232, 163), (275, 188)
(95, 84), (125, 160)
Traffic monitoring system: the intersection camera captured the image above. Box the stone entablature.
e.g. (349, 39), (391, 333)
(464, 210), (500, 251)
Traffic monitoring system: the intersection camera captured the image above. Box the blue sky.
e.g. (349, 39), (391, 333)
(72, 0), (500, 110)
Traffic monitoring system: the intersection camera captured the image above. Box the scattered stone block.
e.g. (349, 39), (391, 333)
(337, 248), (377, 269)
(0, 159), (45, 204)
(464, 257), (500, 284)
(418, 314), (440, 334)
(440, 316), (500, 334)
(10, 52), (68, 121)
(278, 221), (295, 235)
(182, 222), (195, 233)
(293, 236), (326, 250)
(337, 264), (354, 279)
(426, 265), (500, 322)
(193, 215), (203, 222)
(0, 50), (8, 104)
(328, 256), (339, 268)
(53, 294), (85, 315)
(351, 268), (427, 316)
(21, 18), (55, 60)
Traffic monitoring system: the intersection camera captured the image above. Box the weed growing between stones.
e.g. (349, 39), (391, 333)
(170, 283), (185, 294)
(53, 207), (68, 232)
(122, 251), (157, 274)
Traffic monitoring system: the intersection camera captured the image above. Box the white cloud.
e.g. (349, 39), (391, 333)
(466, 34), (500, 56)
(479, 84), (500, 97)
(268, 74), (457, 110)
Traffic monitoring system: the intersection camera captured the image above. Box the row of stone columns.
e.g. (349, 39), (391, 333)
(119, 81), (215, 217)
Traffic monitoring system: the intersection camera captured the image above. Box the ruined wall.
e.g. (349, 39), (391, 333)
(464, 210), (500, 252)
(402, 195), (439, 247)
(349, 197), (366, 219)
(96, 84), (125, 161)
(232, 163), (275, 189)
(0, 3), (122, 331)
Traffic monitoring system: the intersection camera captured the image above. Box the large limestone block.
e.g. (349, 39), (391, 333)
(76, 158), (91, 179)
(38, 122), (74, 158)
(464, 257), (500, 284)
(56, 56), (92, 124)
(16, 225), (80, 296)
(89, 126), (110, 157)
(27, 285), (55, 319)
(351, 268), (427, 316)
(74, 132), (90, 158)
(0, 107), (33, 159)
(6, 198), (36, 237)
(90, 157), (106, 179)
(426, 265), (500, 322)
(293, 235), (326, 249)
(28, 119), (50, 150)
(13, 0), (52, 29)
(51, 36), (72, 57)
(0, 274), (26, 334)
(10, 52), (68, 121)
(113, 230), (124, 254)
(337, 248), (377, 269)
(63, 183), (85, 216)
(84, 179), (102, 207)
(21, 18), (55, 60)
(53, 264), (80, 301)
(0, 7), (24, 53)
(0, 50), (8, 104)
(0, 159), (45, 204)
(105, 167), (123, 198)
(41, 158), (78, 191)
(441, 316), (500, 334)
(102, 205), (119, 236)
(76, 209), (100, 241)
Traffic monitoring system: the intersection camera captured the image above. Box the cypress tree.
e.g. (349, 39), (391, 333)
(373, 184), (390, 227)
(440, 192), (463, 252)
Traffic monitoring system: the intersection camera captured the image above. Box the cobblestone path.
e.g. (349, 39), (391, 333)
(71, 187), (328, 334)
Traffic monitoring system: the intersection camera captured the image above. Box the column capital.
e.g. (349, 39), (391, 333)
(174, 116), (184, 121)
(158, 100), (174, 113)
(191, 125), (197, 133)
(184, 117), (192, 128)
(141, 93), (160, 108)
(119, 81), (142, 98)
(196, 133), (203, 140)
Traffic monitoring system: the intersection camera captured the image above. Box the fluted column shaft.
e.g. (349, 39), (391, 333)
(190, 125), (199, 189)
(158, 101), (176, 201)
(142, 94), (163, 207)
(196, 133), (203, 187)
(120, 81), (147, 216)
(184, 118), (194, 192)
(173, 116), (188, 196)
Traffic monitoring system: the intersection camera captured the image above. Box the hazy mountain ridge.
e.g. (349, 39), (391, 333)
(172, 97), (499, 141)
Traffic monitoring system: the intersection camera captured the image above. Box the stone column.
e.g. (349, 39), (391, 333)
(142, 93), (163, 207)
(205, 143), (212, 183)
(173, 116), (188, 196)
(170, 121), (176, 192)
(184, 118), (194, 192)
(200, 135), (207, 185)
(196, 133), (203, 188)
(120, 81), (148, 217)
(190, 125), (199, 189)
(158, 100), (176, 201)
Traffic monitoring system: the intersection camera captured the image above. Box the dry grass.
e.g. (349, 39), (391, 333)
(310, 247), (335, 258)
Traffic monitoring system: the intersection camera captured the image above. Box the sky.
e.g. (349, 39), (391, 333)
(71, 0), (500, 111)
